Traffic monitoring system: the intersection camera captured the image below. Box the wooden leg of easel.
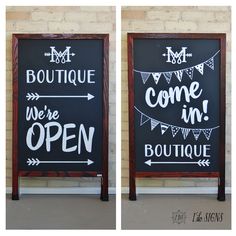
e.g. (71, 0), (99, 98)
(100, 175), (109, 201)
(129, 175), (136, 201)
(12, 175), (19, 200)
(217, 177), (225, 201)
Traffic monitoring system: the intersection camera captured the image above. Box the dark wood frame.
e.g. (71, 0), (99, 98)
(12, 34), (109, 201)
(127, 33), (226, 201)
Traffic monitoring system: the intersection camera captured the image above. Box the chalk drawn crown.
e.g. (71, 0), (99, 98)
(44, 46), (75, 64)
(162, 47), (192, 64)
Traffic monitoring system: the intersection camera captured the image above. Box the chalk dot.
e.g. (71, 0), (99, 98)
(204, 116), (209, 121)
(183, 105), (187, 108)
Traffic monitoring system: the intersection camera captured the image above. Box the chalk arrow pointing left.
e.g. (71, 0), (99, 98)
(145, 159), (152, 166)
(145, 159), (210, 167)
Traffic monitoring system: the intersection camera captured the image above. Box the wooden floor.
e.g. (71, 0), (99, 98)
(122, 194), (231, 229)
(6, 194), (116, 229)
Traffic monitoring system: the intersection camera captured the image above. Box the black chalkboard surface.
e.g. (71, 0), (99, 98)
(12, 34), (109, 200)
(18, 39), (103, 171)
(128, 33), (226, 201)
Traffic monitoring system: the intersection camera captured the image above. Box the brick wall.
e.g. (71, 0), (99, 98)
(121, 6), (231, 188)
(6, 6), (116, 188)
(6, 6), (231, 190)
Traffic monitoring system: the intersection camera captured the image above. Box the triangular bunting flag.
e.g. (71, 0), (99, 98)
(171, 126), (180, 137)
(202, 129), (212, 140)
(163, 72), (173, 84)
(160, 123), (169, 135)
(192, 129), (201, 140)
(140, 113), (150, 126)
(151, 119), (159, 131)
(152, 72), (162, 85)
(184, 67), (194, 80)
(195, 63), (204, 75)
(141, 72), (151, 84)
(174, 70), (183, 82)
(205, 57), (214, 70)
(181, 128), (190, 140)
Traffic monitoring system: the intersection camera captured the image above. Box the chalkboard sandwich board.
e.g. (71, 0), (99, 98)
(128, 33), (226, 201)
(12, 34), (109, 201)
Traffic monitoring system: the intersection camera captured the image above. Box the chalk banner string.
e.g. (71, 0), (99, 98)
(134, 50), (220, 85)
(134, 106), (219, 141)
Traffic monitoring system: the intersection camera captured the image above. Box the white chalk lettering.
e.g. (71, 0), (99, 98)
(26, 122), (95, 155)
(145, 81), (202, 108)
(144, 144), (211, 159)
(62, 123), (77, 152)
(26, 122), (45, 151)
(26, 69), (96, 86)
(78, 125), (95, 155)
(26, 106), (59, 121)
(44, 122), (62, 152)
(145, 144), (154, 157)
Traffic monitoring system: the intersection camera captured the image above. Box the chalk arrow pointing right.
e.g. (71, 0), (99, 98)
(26, 93), (95, 101)
(27, 158), (94, 166)
(87, 159), (94, 165)
(87, 93), (94, 101)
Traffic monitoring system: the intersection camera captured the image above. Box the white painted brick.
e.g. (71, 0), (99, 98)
(7, 6), (39, 12)
(6, 103), (12, 112)
(6, 112), (12, 122)
(32, 11), (64, 21)
(33, 6), (80, 12)
(79, 182), (100, 187)
(6, 159), (12, 168)
(6, 121), (12, 131)
(6, 178), (12, 187)
(197, 6), (230, 11)
(79, 22), (113, 32)
(121, 61), (127, 71)
(48, 22), (80, 32)
(195, 179), (218, 187)
(122, 178), (129, 187)
(6, 61), (12, 72)
(137, 179), (164, 187)
(147, 10), (180, 21)
(6, 91), (12, 101)
(122, 169), (129, 178)
(65, 12), (96, 22)
(6, 21), (16, 31)
(164, 179), (196, 187)
(122, 20), (131, 31)
(215, 12), (231, 22)
(129, 20), (165, 31)
(79, 6), (112, 12)
(182, 11), (215, 21)
(97, 12), (116, 22)
(6, 140), (12, 150)
(16, 21), (48, 32)
(47, 180), (79, 187)
(165, 21), (198, 31)
(7, 11), (31, 21)
(21, 178), (48, 187)
(197, 22), (230, 32)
